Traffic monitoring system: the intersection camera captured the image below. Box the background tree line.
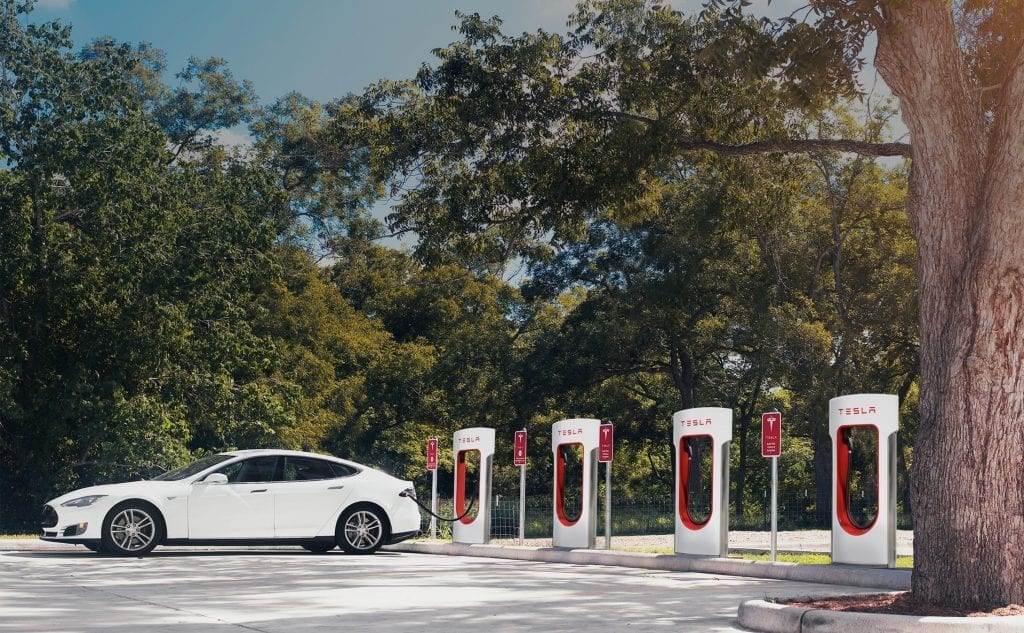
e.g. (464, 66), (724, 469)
(0, 0), (916, 533)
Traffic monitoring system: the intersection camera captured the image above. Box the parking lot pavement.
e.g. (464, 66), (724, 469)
(0, 548), (887, 632)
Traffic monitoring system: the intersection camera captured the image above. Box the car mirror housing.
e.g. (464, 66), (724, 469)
(200, 472), (228, 485)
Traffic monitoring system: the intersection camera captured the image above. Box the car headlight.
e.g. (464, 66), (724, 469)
(61, 495), (107, 508)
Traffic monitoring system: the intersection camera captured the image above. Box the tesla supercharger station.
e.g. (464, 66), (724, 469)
(452, 427), (494, 545)
(672, 407), (732, 556)
(552, 418), (601, 549)
(830, 394), (898, 567)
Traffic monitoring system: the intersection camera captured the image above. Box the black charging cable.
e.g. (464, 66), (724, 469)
(401, 489), (477, 522)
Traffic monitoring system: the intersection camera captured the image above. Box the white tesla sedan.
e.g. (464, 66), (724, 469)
(40, 449), (421, 556)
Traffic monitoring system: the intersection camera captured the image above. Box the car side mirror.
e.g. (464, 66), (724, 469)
(200, 472), (228, 485)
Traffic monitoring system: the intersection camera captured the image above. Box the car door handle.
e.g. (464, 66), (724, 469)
(250, 489), (268, 493)
(328, 485), (345, 490)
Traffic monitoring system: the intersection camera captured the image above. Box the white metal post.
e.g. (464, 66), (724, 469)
(519, 464), (526, 545)
(430, 468), (438, 539)
(770, 455), (778, 561)
(604, 461), (612, 549)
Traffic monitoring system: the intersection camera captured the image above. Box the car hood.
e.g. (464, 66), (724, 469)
(47, 480), (176, 506)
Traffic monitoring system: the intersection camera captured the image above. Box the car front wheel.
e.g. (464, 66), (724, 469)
(102, 502), (162, 556)
(336, 506), (387, 554)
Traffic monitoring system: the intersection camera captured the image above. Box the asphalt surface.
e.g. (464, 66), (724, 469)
(0, 545), (887, 632)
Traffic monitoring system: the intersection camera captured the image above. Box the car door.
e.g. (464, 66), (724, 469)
(274, 456), (355, 537)
(188, 456), (279, 539)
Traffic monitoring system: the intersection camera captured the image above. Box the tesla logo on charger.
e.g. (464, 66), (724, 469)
(679, 418), (713, 427)
(557, 428), (584, 437)
(457, 436), (481, 444)
(835, 406), (877, 416)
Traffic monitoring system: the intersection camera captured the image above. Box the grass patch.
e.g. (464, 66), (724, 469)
(735, 551), (913, 568)
(0, 534), (36, 540)
(612, 545), (913, 569)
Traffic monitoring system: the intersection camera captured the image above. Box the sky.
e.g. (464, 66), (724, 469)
(31, 0), (591, 104)
(28, 0), (816, 106)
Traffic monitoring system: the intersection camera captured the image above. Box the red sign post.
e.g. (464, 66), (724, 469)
(598, 423), (614, 462)
(761, 412), (782, 561)
(515, 429), (528, 544)
(598, 423), (614, 549)
(426, 437), (439, 538)
(426, 437), (438, 471)
(513, 430), (527, 466)
(761, 412), (782, 458)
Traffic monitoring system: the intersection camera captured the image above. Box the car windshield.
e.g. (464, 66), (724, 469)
(151, 454), (235, 481)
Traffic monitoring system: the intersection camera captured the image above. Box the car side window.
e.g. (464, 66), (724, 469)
(283, 456), (348, 481)
(330, 462), (358, 478)
(217, 456), (280, 483)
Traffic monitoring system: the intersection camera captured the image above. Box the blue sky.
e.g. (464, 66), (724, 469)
(30, 1), (816, 105)
(32, 0), (591, 103)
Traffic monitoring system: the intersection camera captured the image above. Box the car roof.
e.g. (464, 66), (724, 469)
(221, 448), (331, 458)
(218, 448), (359, 466)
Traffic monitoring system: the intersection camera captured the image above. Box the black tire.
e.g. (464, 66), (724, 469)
(101, 501), (163, 556)
(303, 543), (335, 554)
(336, 506), (388, 554)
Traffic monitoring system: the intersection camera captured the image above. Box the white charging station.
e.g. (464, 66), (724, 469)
(551, 418), (600, 549)
(452, 427), (494, 544)
(830, 394), (898, 567)
(672, 407), (732, 556)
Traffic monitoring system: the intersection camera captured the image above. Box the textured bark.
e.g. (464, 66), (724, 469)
(874, 0), (1024, 607)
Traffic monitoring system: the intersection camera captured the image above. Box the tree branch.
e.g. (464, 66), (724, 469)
(676, 137), (911, 157)
(603, 110), (910, 156)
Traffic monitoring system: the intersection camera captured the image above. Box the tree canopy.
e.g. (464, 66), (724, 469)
(11, 0), (1019, 610)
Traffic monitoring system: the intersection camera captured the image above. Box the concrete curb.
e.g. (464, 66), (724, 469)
(387, 541), (910, 590)
(738, 599), (1024, 632)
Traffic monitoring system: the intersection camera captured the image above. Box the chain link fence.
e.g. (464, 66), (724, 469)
(424, 488), (912, 541)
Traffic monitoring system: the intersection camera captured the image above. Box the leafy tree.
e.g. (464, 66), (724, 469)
(707, 0), (1024, 608)
(355, 0), (1015, 606)
(0, 1), (289, 527)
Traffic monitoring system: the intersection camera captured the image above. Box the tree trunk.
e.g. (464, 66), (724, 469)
(875, 1), (1024, 607)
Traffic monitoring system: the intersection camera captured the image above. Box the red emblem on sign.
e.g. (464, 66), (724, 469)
(426, 437), (438, 471)
(761, 412), (782, 457)
(599, 423), (614, 463)
(514, 430), (527, 466)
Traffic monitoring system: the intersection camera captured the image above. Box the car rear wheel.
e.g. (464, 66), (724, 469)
(336, 506), (387, 554)
(102, 502), (162, 556)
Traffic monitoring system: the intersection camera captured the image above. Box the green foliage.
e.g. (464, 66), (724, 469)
(0, 0), (922, 538)
(0, 2), (288, 526)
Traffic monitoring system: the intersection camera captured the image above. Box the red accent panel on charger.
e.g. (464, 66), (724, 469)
(835, 425), (878, 536)
(678, 436), (713, 530)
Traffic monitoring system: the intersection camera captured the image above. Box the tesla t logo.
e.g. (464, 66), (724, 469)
(679, 418), (713, 427)
(836, 406), (877, 416)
